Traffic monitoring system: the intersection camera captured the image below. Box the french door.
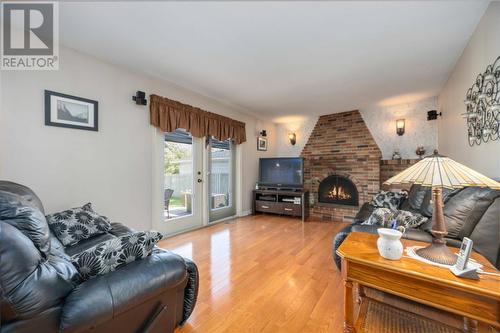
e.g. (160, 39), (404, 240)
(207, 137), (236, 222)
(154, 130), (237, 236)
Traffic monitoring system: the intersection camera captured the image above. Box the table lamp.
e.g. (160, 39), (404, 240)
(383, 150), (500, 265)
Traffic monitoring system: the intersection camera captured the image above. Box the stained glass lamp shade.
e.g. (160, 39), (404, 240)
(383, 150), (500, 265)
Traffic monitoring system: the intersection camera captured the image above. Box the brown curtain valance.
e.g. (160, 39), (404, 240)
(149, 94), (246, 144)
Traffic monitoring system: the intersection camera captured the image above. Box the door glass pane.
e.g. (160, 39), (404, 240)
(209, 137), (235, 222)
(164, 130), (193, 220)
(209, 138), (232, 210)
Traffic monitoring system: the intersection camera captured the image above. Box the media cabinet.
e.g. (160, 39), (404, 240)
(252, 189), (309, 221)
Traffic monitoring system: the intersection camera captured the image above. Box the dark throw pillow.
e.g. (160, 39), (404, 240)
(370, 190), (408, 211)
(46, 203), (112, 246)
(71, 231), (164, 280)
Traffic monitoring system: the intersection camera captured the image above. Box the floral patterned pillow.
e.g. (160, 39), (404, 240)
(363, 207), (428, 233)
(70, 231), (164, 280)
(370, 190), (408, 211)
(46, 203), (112, 246)
(392, 210), (428, 230)
(363, 208), (393, 227)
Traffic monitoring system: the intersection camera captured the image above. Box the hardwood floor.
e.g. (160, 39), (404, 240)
(158, 214), (348, 333)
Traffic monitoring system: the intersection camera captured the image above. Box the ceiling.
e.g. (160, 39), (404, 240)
(59, 1), (489, 122)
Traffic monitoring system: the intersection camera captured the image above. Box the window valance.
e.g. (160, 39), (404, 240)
(149, 94), (246, 144)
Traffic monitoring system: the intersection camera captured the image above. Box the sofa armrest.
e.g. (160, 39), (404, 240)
(180, 257), (199, 325)
(60, 250), (188, 333)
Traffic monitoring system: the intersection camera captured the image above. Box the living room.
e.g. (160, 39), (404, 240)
(1, 1), (499, 333)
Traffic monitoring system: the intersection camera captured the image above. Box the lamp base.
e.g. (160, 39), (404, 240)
(415, 242), (457, 266)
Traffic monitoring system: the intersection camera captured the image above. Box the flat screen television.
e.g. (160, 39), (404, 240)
(258, 157), (304, 189)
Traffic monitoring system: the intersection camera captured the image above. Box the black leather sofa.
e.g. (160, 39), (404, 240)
(0, 181), (198, 333)
(333, 184), (500, 270)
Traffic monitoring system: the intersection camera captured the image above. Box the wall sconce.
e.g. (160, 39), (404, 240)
(288, 132), (296, 145)
(396, 119), (405, 136)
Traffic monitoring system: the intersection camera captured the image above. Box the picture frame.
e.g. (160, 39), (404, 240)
(257, 137), (268, 151)
(44, 90), (98, 131)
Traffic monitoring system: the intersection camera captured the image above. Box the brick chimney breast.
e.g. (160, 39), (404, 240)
(300, 110), (381, 222)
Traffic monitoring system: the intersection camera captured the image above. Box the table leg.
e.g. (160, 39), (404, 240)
(356, 284), (366, 305)
(344, 280), (356, 333)
(463, 318), (478, 333)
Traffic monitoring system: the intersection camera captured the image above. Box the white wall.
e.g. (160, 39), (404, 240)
(275, 97), (438, 160)
(0, 47), (275, 230)
(361, 97), (438, 160)
(438, 2), (500, 180)
(275, 116), (318, 157)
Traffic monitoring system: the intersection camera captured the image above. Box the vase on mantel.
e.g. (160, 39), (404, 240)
(416, 146), (426, 159)
(392, 150), (401, 160)
(377, 228), (403, 260)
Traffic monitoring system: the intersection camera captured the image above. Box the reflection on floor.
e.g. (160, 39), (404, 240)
(158, 214), (348, 333)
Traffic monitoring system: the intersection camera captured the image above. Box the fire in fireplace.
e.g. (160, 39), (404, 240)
(327, 186), (352, 200)
(318, 175), (359, 206)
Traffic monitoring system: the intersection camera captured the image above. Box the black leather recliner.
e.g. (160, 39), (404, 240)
(0, 181), (199, 333)
(333, 184), (500, 270)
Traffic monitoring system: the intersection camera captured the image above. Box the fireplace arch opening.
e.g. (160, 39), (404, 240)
(318, 175), (359, 206)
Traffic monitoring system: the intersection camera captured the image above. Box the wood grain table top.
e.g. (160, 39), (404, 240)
(336, 232), (500, 300)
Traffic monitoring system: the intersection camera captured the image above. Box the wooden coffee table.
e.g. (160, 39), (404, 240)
(336, 232), (500, 333)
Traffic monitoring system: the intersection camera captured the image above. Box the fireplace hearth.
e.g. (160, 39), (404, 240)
(318, 175), (359, 207)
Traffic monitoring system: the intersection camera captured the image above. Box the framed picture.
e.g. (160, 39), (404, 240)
(257, 137), (268, 151)
(45, 90), (98, 131)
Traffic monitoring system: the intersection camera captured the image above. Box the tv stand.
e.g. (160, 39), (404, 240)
(252, 189), (309, 221)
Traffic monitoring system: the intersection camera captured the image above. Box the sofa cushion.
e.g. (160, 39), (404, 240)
(468, 197), (500, 268)
(353, 202), (375, 223)
(444, 187), (499, 239)
(64, 233), (116, 257)
(46, 203), (112, 246)
(370, 190), (408, 211)
(400, 185), (430, 213)
(71, 231), (163, 280)
(419, 187), (460, 217)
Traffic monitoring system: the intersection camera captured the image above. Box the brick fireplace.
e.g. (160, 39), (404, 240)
(301, 110), (381, 222)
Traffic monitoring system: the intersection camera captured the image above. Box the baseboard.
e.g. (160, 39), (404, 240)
(239, 210), (252, 217)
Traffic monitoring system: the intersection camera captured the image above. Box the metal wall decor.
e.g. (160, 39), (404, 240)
(463, 56), (500, 146)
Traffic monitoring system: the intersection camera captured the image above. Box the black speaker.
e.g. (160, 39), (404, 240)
(427, 110), (441, 121)
(132, 91), (147, 106)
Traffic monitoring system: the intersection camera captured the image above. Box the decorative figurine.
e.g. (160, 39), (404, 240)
(416, 146), (426, 159)
(392, 150), (402, 160)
